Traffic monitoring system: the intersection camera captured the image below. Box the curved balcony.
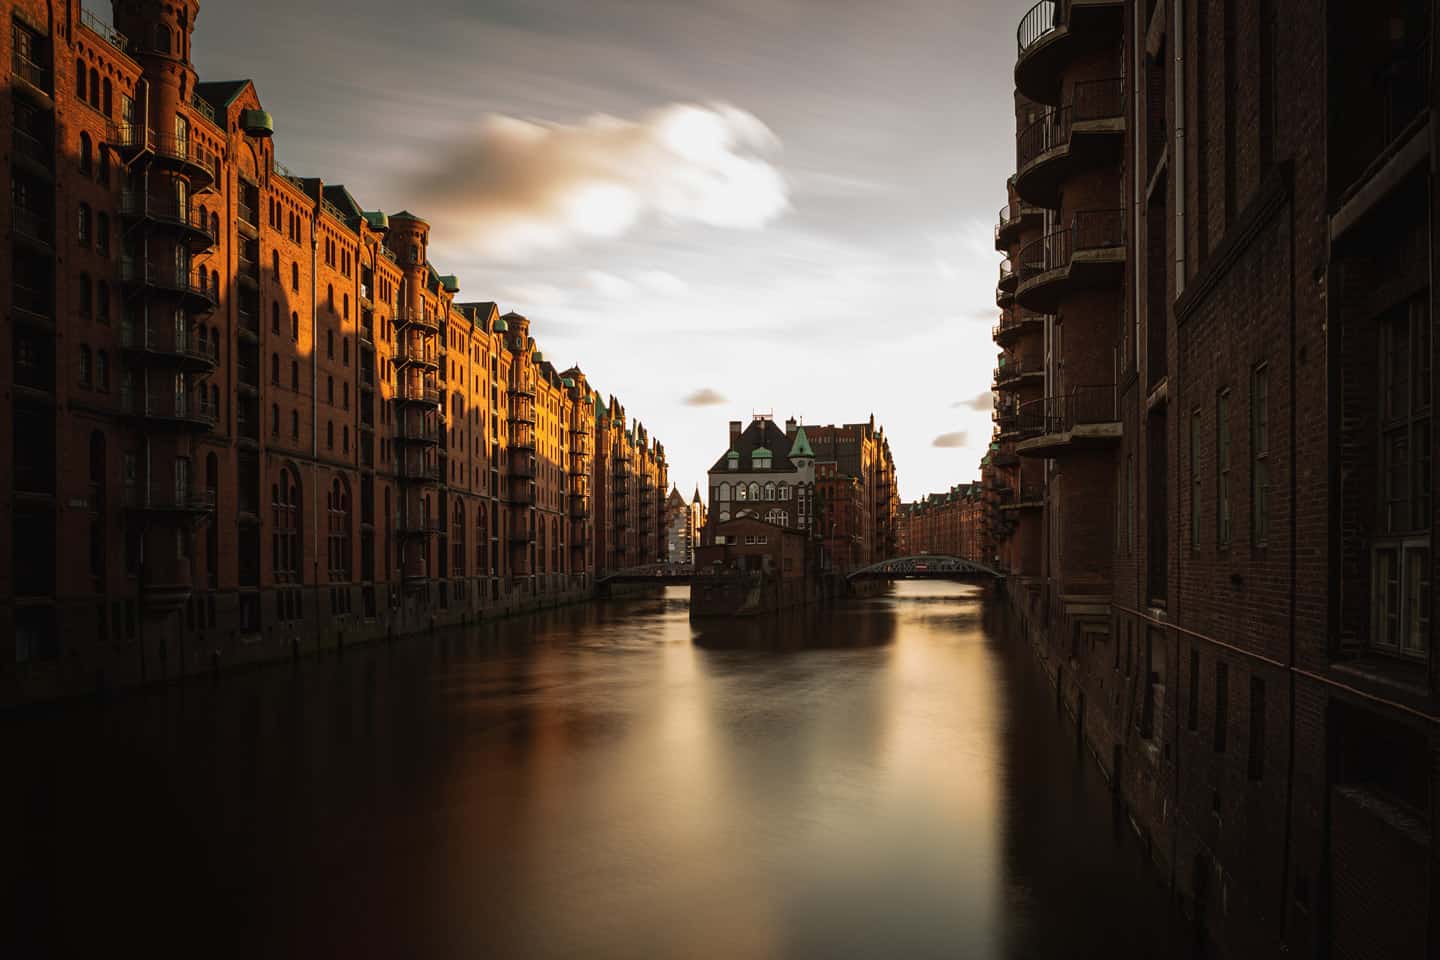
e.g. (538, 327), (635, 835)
(570, 494), (591, 519)
(995, 356), (1044, 391)
(148, 135), (217, 191)
(1016, 385), (1121, 458)
(396, 383), (441, 407)
(509, 456), (537, 479)
(1015, 0), (1125, 105)
(1014, 209), (1125, 312)
(395, 419), (440, 446)
(119, 257), (217, 312)
(122, 484), (216, 525)
(998, 258), (1017, 293)
(995, 201), (1044, 251)
(993, 309), (1047, 348)
(394, 344), (438, 370)
(396, 517), (442, 538)
(397, 460), (442, 483)
(119, 192), (217, 251)
(119, 324), (218, 374)
(120, 389), (218, 432)
(108, 122), (155, 160)
(510, 486), (536, 506)
(999, 484), (1046, 511)
(509, 526), (535, 544)
(396, 308), (439, 334)
(1014, 79), (1125, 208)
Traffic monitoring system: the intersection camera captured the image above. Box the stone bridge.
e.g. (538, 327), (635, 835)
(846, 555), (1004, 580)
(597, 561), (697, 585)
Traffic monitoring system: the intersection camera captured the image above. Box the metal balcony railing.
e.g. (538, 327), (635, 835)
(1016, 210), (1123, 283)
(81, 9), (129, 52)
(993, 309), (1046, 342)
(12, 126), (51, 169)
(120, 257), (215, 303)
(1016, 0), (1058, 54)
(122, 484), (215, 512)
(12, 282), (53, 326)
(1017, 106), (1072, 171)
(12, 52), (51, 93)
(12, 207), (53, 247)
(119, 192), (216, 243)
(1017, 385), (1117, 436)
(998, 258), (1015, 288)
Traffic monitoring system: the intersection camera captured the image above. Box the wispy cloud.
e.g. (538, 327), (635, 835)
(932, 431), (969, 448)
(637, 269), (690, 296)
(417, 103), (789, 261)
(682, 387), (727, 407)
(584, 270), (634, 299)
(952, 390), (992, 411)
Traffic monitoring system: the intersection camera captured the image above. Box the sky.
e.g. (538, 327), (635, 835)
(188, 0), (1019, 501)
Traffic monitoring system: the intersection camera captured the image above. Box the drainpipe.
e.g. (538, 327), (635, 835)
(311, 205), (320, 653)
(1173, 0), (1187, 294)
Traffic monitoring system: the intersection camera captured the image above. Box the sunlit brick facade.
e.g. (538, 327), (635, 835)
(0, 1), (666, 705)
(894, 483), (987, 564)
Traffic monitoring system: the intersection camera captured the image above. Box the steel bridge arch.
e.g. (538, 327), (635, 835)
(845, 555), (1004, 580)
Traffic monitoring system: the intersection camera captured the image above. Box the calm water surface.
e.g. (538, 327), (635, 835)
(6, 582), (1178, 958)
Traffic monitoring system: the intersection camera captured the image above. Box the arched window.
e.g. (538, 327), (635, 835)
(291, 360), (299, 390)
(271, 250), (280, 277)
(98, 148), (109, 186)
(452, 500), (466, 576)
(343, 293), (349, 319)
(718, 483), (731, 501)
(735, 483), (747, 501)
(271, 404), (280, 435)
(210, 213), (219, 238)
(96, 350), (109, 390)
(326, 421), (334, 449)
(155, 25), (170, 54)
(326, 375), (334, 403)
(328, 477), (351, 580)
(271, 302), (280, 334)
(779, 484), (791, 501)
(326, 329), (334, 359)
(102, 77), (112, 117)
(765, 482), (776, 500)
(476, 503), (487, 573)
(343, 383), (349, 410)
(291, 262), (299, 292)
(273, 468), (300, 581)
(77, 203), (91, 245)
(551, 518), (560, 572)
(96, 213), (109, 256)
(749, 482), (760, 501)
(79, 345), (92, 386)
(270, 353), (280, 384)
(291, 312), (299, 340)
(537, 522), (547, 574)
(78, 273), (92, 319)
(88, 68), (99, 107)
(210, 385), (220, 421)
(342, 426), (349, 452)
(327, 284), (334, 311)
(211, 269), (218, 295)
(342, 338), (349, 365)
(79, 132), (92, 174)
(290, 410), (299, 438)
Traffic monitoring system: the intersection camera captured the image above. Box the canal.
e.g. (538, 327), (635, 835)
(6, 582), (1181, 958)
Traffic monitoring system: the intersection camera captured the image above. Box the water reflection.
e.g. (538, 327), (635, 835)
(3, 582), (1176, 958)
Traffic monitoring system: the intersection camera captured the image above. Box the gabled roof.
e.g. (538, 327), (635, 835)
(708, 418), (800, 474)
(195, 80), (251, 112)
(788, 425), (814, 458)
(390, 210), (428, 223)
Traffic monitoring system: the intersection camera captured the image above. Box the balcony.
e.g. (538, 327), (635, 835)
(993, 308), (1046, 347)
(995, 355), (1044, 390)
(995, 200), (1044, 251)
(394, 344), (438, 369)
(510, 456), (537, 479)
(11, 50), (52, 102)
(12, 125), (54, 177)
(150, 135), (217, 190)
(396, 516), (442, 538)
(123, 484), (215, 523)
(12, 282), (54, 330)
(12, 207), (54, 251)
(1015, 0), (1124, 105)
(396, 382), (440, 406)
(120, 257), (218, 311)
(999, 484), (1046, 511)
(509, 526), (535, 544)
(108, 122), (155, 158)
(396, 419), (440, 445)
(1016, 385), (1120, 457)
(1014, 209), (1125, 312)
(396, 308), (439, 334)
(570, 494), (591, 519)
(236, 252), (260, 288)
(120, 389), (218, 431)
(120, 323), (219, 373)
(1014, 79), (1124, 208)
(237, 200), (259, 238)
(510, 486), (536, 506)
(397, 460), (442, 483)
(119, 192), (217, 250)
(80, 9), (129, 55)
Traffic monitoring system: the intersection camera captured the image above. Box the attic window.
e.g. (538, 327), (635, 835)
(754, 452), (772, 470)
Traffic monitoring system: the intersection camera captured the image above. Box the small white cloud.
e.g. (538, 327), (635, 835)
(419, 103), (790, 262)
(952, 390), (992, 411)
(499, 282), (568, 309)
(932, 431), (970, 448)
(584, 270), (634, 300)
(637, 270), (689, 296)
(682, 387), (726, 407)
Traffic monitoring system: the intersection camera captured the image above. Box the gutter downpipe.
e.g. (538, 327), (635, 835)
(1169, 0), (1187, 902)
(311, 200), (321, 654)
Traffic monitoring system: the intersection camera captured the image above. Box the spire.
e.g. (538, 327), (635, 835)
(693, 485), (702, 503)
(789, 424), (815, 459)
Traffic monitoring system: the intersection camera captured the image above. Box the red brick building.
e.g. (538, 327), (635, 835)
(1, 1), (666, 705)
(894, 483), (987, 564)
(992, 1), (1438, 955)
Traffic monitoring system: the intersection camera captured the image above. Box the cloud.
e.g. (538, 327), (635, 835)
(584, 270), (634, 299)
(682, 387), (727, 407)
(637, 270), (690, 296)
(952, 390), (992, 411)
(418, 103), (789, 261)
(932, 431), (969, 448)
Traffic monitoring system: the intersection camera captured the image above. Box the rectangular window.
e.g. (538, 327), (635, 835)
(1248, 677), (1266, 781)
(1187, 647), (1200, 731)
(1217, 390), (1232, 546)
(1251, 365), (1269, 544)
(1190, 409), (1202, 548)
(1214, 661), (1229, 753)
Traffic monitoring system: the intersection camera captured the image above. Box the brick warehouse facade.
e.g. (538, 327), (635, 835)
(1, 0), (668, 706)
(894, 483), (987, 564)
(990, 1), (1439, 956)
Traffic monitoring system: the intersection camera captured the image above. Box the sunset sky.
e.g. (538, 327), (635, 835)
(191, 0), (1019, 500)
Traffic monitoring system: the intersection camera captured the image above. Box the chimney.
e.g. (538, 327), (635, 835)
(785, 417), (797, 437)
(729, 420), (742, 449)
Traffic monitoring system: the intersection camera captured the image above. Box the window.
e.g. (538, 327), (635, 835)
(1214, 661), (1229, 753)
(1190, 409), (1202, 549)
(272, 302), (280, 335)
(154, 25), (170, 54)
(291, 312), (299, 340)
(327, 330), (334, 359)
(102, 77), (112, 117)
(1217, 389), (1232, 546)
(78, 273), (92, 320)
(1187, 647), (1200, 731)
(1248, 677), (1266, 781)
(327, 376), (334, 404)
(273, 469), (300, 581)
(290, 410), (299, 439)
(291, 360), (299, 391)
(96, 213), (109, 256)
(89, 68), (98, 108)
(271, 404), (280, 435)
(718, 483), (731, 502)
(1372, 298), (1432, 660)
(77, 203), (91, 245)
(79, 345), (92, 386)
(1251, 365), (1270, 544)
(75, 57), (84, 98)
(328, 478), (351, 580)
(96, 350), (109, 390)
(292, 262), (299, 292)
(735, 483), (747, 501)
(79, 132), (92, 174)
(327, 421), (334, 450)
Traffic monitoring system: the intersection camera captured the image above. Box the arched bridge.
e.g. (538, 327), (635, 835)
(846, 555), (1004, 581)
(597, 561), (696, 585)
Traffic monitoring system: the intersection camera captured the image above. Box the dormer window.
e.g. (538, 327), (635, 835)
(754, 452), (771, 470)
(726, 450), (739, 471)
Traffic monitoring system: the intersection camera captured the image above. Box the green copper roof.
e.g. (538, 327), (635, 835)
(493, 317), (509, 332)
(726, 449), (739, 458)
(362, 210), (389, 230)
(532, 351), (544, 363)
(439, 274), (459, 293)
(789, 425), (815, 458)
(561, 377), (576, 388)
